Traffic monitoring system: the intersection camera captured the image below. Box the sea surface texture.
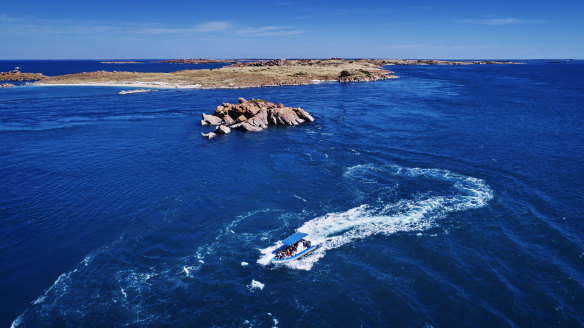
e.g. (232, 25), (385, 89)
(1, 61), (583, 327)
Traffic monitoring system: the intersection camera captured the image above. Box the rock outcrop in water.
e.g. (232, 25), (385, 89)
(0, 70), (47, 81)
(155, 58), (237, 64)
(230, 59), (288, 67)
(201, 132), (216, 139)
(101, 61), (142, 64)
(215, 125), (231, 134)
(201, 98), (314, 138)
(360, 59), (522, 65)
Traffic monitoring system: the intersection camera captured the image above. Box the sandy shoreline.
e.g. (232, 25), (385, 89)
(6, 59), (520, 90)
(33, 81), (203, 89)
(32, 80), (340, 89)
(33, 59), (395, 89)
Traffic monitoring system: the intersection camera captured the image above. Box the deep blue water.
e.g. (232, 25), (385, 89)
(1, 61), (583, 327)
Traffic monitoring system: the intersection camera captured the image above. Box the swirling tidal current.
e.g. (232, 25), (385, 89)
(2, 60), (583, 327)
(12, 162), (493, 327)
(258, 164), (494, 270)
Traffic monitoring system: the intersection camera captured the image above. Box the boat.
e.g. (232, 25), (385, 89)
(271, 232), (317, 264)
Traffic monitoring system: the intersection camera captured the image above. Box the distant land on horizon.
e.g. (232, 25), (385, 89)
(13, 58), (522, 89)
(0, 58), (581, 61)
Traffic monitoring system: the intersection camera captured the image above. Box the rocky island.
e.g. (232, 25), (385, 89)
(1, 70), (47, 81)
(363, 59), (521, 65)
(200, 98), (314, 139)
(33, 58), (522, 89)
(101, 61), (142, 64)
(154, 58), (238, 64)
(35, 59), (396, 89)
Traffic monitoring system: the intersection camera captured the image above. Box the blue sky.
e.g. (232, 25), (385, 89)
(1, 0), (582, 59)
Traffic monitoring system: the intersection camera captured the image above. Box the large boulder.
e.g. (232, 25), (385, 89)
(246, 104), (261, 116)
(250, 110), (268, 127)
(232, 122), (264, 132)
(201, 113), (223, 125)
(215, 125), (231, 134)
(223, 115), (235, 125)
(214, 105), (225, 115)
(267, 106), (314, 125)
(201, 132), (216, 139)
(295, 108), (315, 122)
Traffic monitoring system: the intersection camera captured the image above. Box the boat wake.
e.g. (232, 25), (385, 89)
(11, 163), (493, 326)
(10, 208), (278, 327)
(258, 164), (493, 270)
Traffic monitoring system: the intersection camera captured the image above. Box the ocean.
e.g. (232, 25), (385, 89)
(1, 60), (583, 327)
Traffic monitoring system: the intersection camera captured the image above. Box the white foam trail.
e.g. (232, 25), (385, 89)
(14, 209), (277, 325)
(247, 279), (265, 292)
(10, 240), (121, 325)
(258, 164), (493, 270)
(10, 267), (79, 326)
(31, 295), (45, 305)
(293, 194), (307, 202)
(10, 314), (24, 328)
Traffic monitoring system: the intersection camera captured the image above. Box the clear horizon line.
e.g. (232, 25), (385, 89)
(0, 57), (581, 61)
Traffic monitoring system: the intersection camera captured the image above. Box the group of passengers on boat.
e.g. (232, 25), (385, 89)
(275, 239), (311, 260)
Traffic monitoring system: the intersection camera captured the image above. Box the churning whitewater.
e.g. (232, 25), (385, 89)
(13, 162), (493, 327)
(257, 164), (493, 270)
